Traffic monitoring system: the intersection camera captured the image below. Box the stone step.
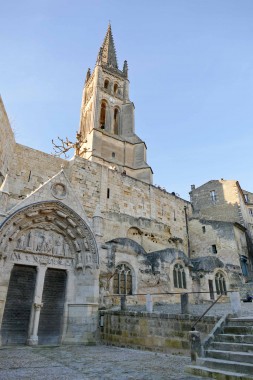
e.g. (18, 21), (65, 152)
(224, 326), (253, 334)
(186, 364), (253, 380)
(210, 341), (253, 352)
(207, 349), (253, 364)
(215, 334), (253, 344)
(198, 357), (253, 375)
(227, 318), (253, 327)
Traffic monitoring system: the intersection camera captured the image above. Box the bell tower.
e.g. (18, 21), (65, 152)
(78, 24), (153, 184)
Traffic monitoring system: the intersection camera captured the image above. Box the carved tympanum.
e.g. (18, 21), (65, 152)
(16, 229), (71, 257)
(0, 201), (99, 269)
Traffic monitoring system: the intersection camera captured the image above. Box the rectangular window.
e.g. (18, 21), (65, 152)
(210, 190), (217, 202)
(212, 244), (217, 254)
(244, 194), (249, 203)
(202, 226), (206, 233)
(107, 188), (110, 199)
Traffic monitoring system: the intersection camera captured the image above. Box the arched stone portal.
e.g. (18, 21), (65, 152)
(0, 201), (99, 346)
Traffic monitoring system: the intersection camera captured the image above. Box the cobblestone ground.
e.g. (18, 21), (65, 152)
(1, 303), (252, 380)
(0, 345), (206, 380)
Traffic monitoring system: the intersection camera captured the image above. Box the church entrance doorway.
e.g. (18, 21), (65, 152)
(38, 268), (67, 345)
(0, 200), (99, 346)
(1, 265), (37, 345)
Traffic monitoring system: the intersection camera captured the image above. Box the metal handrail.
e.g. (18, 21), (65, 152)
(104, 290), (234, 297)
(103, 290), (230, 326)
(191, 294), (223, 331)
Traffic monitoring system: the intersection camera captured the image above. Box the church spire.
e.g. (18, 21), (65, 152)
(78, 24), (153, 184)
(98, 23), (118, 69)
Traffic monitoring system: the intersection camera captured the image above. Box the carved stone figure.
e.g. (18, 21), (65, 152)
(28, 230), (39, 252)
(64, 242), (70, 256)
(40, 233), (46, 252)
(85, 251), (93, 268)
(41, 233), (53, 254)
(74, 240), (81, 252)
(83, 238), (89, 251)
(17, 235), (26, 250)
(76, 251), (83, 269)
(36, 232), (44, 252)
(53, 236), (63, 256)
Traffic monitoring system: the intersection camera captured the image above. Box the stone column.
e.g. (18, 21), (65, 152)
(146, 294), (153, 313)
(120, 295), (127, 311)
(189, 330), (202, 363)
(181, 293), (189, 314)
(27, 265), (47, 346)
(92, 205), (103, 238)
(229, 291), (241, 317)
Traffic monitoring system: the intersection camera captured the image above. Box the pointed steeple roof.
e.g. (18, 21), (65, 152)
(99, 23), (118, 69)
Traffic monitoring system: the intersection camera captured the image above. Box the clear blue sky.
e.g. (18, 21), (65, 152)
(1, 0), (253, 200)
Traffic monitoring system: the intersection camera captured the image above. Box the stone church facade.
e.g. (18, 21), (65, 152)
(0, 25), (252, 346)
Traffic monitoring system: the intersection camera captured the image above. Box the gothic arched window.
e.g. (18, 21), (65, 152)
(215, 272), (227, 295)
(113, 264), (132, 295)
(173, 263), (187, 289)
(104, 79), (109, 89)
(114, 83), (118, 94)
(100, 101), (107, 129)
(113, 108), (120, 135)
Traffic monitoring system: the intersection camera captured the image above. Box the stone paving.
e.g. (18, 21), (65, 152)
(0, 344), (206, 380)
(1, 302), (252, 379)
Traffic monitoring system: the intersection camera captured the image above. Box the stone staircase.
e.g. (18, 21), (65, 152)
(186, 317), (253, 379)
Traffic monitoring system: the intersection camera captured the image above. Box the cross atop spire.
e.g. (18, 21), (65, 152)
(98, 23), (118, 69)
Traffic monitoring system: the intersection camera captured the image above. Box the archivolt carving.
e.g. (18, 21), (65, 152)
(0, 201), (99, 270)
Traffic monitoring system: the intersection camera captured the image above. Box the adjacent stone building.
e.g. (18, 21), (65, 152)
(190, 180), (253, 285)
(0, 25), (251, 346)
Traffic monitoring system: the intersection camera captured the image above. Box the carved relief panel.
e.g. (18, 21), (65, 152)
(16, 229), (70, 257)
(0, 201), (99, 271)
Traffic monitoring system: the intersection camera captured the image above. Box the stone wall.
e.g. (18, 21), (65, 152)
(189, 218), (247, 267)
(67, 156), (190, 244)
(8, 143), (65, 209)
(99, 310), (219, 353)
(7, 150), (189, 254)
(190, 180), (253, 280)
(0, 97), (15, 182)
(7, 147), (189, 247)
(190, 180), (241, 223)
(239, 282), (253, 299)
(4, 144), (192, 298)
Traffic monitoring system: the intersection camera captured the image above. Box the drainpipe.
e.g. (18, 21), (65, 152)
(184, 205), (191, 258)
